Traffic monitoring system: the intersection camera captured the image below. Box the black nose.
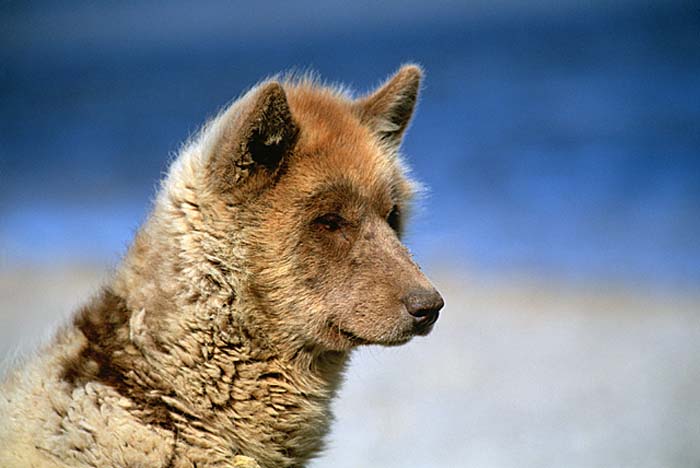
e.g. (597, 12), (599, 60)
(403, 289), (444, 331)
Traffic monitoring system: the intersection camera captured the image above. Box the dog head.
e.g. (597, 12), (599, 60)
(191, 65), (443, 352)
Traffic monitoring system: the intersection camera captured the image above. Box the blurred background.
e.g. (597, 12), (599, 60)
(1, 1), (699, 467)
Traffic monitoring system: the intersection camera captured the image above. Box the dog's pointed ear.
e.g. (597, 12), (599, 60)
(355, 64), (422, 149)
(206, 81), (298, 193)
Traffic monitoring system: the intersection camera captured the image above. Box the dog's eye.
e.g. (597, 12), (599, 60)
(386, 205), (401, 232)
(313, 213), (345, 232)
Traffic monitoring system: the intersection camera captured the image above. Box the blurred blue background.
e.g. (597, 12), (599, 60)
(3, 3), (700, 467)
(1, 0), (699, 285)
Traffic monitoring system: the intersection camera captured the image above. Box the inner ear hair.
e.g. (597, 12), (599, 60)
(355, 64), (422, 147)
(242, 83), (298, 170)
(207, 81), (298, 193)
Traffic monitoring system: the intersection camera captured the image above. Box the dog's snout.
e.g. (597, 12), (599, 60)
(403, 289), (444, 330)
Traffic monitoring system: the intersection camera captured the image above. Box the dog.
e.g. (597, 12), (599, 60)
(0, 64), (443, 468)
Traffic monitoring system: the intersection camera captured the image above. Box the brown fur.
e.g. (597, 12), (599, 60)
(0, 65), (443, 468)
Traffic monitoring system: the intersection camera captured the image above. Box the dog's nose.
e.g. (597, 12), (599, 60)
(403, 289), (444, 330)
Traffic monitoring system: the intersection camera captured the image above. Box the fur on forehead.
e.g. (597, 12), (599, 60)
(280, 76), (416, 203)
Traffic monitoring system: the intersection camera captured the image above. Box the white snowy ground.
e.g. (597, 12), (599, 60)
(2, 266), (699, 468)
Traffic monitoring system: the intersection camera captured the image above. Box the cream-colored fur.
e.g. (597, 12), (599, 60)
(1, 66), (443, 468)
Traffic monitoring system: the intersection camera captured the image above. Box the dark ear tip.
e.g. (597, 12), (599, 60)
(257, 81), (287, 104)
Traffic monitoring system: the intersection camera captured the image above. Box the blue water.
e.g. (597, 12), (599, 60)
(1, 1), (699, 288)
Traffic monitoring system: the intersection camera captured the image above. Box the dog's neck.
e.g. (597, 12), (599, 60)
(66, 170), (348, 465)
(89, 208), (350, 466)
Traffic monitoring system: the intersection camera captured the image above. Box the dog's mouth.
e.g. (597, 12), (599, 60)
(325, 320), (413, 347)
(326, 320), (371, 346)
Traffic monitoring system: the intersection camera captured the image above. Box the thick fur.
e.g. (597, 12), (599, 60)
(0, 65), (443, 468)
